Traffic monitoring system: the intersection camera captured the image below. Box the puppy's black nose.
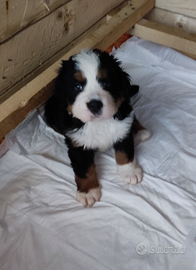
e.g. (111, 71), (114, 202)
(87, 99), (103, 115)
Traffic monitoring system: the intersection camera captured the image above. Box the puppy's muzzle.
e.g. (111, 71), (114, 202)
(87, 99), (103, 115)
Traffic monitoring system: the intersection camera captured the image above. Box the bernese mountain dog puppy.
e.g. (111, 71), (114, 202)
(45, 49), (150, 207)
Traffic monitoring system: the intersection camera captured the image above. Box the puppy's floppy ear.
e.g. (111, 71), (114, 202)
(61, 60), (70, 70)
(120, 70), (139, 99)
(45, 60), (71, 132)
(130, 85), (139, 97)
(53, 60), (72, 104)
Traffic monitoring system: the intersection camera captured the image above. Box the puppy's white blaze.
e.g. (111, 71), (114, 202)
(117, 158), (143, 185)
(73, 50), (100, 81)
(67, 111), (134, 151)
(72, 95), (94, 122)
(72, 51), (117, 122)
(76, 187), (101, 207)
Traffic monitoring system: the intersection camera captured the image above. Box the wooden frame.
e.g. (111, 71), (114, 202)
(128, 8), (196, 59)
(1, 0), (196, 140)
(0, 0), (126, 100)
(0, 0), (154, 139)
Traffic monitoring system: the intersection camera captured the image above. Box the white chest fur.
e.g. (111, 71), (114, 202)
(67, 111), (134, 151)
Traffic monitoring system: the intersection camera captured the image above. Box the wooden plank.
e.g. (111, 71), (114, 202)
(1, 81), (55, 141)
(129, 19), (196, 56)
(94, 0), (154, 51)
(0, 0), (155, 140)
(0, 0), (125, 97)
(107, 0), (128, 19)
(155, 0), (196, 19)
(145, 8), (196, 34)
(0, 0), (70, 43)
(0, 16), (107, 104)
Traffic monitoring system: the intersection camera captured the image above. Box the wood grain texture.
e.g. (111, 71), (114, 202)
(0, 0), (124, 97)
(145, 8), (196, 34)
(155, 0), (196, 19)
(0, 0), (155, 140)
(0, 16), (107, 104)
(93, 0), (154, 51)
(0, 0), (70, 43)
(129, 18), (196, 55)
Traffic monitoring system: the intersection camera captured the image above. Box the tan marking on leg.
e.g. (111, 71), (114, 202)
(132, 117), (145, 134)
(132, 117), (150, 143)
(75, 164), (99, 193)
(117, 157), (143, 185)
(115, 151), (133, 166)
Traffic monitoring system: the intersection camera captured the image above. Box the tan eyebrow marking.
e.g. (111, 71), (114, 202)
(97, 68), (107, 80)
(74, 71), (86, 82)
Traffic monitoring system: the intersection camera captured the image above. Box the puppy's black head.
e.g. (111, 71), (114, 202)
(46, 49), (138, 125)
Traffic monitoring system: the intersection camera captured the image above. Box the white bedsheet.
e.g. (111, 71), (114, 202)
(0, 37), (196, 270)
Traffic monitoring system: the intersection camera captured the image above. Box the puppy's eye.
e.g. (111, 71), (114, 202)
(75, 83), (83, 91)
(101, 81), (110, 89)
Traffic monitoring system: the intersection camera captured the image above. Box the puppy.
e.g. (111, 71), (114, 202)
(45, 49), (150, 207)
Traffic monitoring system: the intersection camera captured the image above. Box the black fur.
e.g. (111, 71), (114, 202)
(114, 101), (133, 121)
(114, 128), (134, 162)
(94, 49), (138, 100)
(65, 137), (95, 179)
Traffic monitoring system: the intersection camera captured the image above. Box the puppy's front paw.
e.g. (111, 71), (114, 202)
(76, 186), (102, 207)
(134, 129), (150, 144)
(117, 161), (143, 185)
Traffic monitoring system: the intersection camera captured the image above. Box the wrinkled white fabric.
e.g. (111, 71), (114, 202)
(0, 37), (196, 270)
